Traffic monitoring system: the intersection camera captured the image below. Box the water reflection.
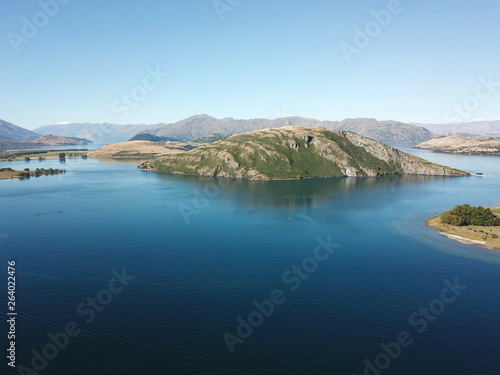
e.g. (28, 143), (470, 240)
(156, 172), (462, 214)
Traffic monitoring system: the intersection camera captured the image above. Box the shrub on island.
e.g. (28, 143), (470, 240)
(440, 204), (500, 226)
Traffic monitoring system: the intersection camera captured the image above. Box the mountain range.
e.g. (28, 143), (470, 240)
(33, 115), (434, 145)
(136, 115), (434, 145)
(0, 135), (87, 149)
(416, 120), (500, 137)
(0, 119), (40, 141)
(33, 122), (161, 144)
(4, 116), (500, 147)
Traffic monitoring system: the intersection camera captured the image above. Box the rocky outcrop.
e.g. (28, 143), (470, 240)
(139, 127), (468, 180)
(413, 135), (500, 156)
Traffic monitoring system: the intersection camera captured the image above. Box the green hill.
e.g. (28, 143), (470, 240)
(139, 127), (469, 180)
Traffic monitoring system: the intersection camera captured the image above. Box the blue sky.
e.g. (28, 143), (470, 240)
(1, 0), (500, 129)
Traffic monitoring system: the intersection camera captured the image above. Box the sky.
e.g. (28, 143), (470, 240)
(1, 0), (500, 130)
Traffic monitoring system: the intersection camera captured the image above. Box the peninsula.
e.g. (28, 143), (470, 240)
(426, 205), (500, 250)
(413, 135), (500, 156)
(88, 140), (199, 160)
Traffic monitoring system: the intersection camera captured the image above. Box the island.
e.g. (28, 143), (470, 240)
(138, 126), (469, 180)
(413, 135), (500, 156)
(0, 167), (66, 180)
(426, 204), (500, 250)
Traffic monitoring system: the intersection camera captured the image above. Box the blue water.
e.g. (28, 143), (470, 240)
(0, 150), (499, 375)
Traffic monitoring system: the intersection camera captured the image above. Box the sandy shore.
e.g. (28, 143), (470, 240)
(426, 207), (500, 250)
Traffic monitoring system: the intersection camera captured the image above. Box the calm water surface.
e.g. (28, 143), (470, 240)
(0, 150), (499, 374)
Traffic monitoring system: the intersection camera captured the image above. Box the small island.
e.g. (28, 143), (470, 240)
(427, 204), (500, 250)
(0, 167), (66, 180)
(0, 150), (89, 162)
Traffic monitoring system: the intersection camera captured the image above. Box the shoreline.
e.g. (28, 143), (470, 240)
(0, 168), (66, 180)
(0, 150), (89, 162)
(412, 147), (500, 157)
(426, 207), (500, 250)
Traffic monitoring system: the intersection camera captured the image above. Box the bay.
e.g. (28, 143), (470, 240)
(0, 149), (499, 375)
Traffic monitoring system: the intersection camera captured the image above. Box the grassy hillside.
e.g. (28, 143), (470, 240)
(141, 127), (467, 180)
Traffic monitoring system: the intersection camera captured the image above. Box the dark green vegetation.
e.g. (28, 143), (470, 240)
(321, 131), (401, 176)
(440, 204), (500, 226)
(207, 131), (344, 178)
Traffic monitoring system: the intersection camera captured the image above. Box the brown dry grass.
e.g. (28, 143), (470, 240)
(0, 170), (24, 180)
(88, 141), (191, 160)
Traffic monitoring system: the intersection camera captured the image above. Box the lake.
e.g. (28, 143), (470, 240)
(0, 149), (499, 375)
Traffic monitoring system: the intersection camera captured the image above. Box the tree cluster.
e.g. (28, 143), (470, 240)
(441, 204), (500, 226)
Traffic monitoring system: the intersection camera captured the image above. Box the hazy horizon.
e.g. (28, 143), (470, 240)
(7, 114), (500, 132)
(2, 0), (500, 129)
